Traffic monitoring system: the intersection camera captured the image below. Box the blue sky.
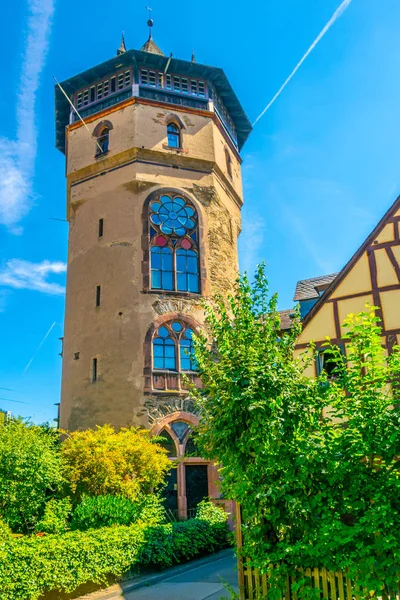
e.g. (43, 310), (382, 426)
(1, 0), (400, 423)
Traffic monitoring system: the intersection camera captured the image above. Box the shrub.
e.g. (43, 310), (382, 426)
(35, 498), (72, 534)
(71, 493), (166, 531)
(0, 519), (12, 540)
(61, 425), (171, 501)
(0, 420), (63, 533)
(196, 500), (227, 525)
(0, 514), (229, 599)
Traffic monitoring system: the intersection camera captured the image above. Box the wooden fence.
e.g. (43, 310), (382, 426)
(235, 506), (400, 600)
(242, 562), (400, 600)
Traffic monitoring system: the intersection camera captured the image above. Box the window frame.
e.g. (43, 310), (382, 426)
(167, 122), (181, 149)
(95, 126), (110, 156)
(152, 321), (198, 374)
(147, 191), (201, 295)
(73, 68), (132, 113)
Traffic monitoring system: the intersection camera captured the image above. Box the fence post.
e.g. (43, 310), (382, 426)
(235, 502), (246, 600)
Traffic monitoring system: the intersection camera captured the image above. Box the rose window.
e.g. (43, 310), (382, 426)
(150, 195), (196, 236)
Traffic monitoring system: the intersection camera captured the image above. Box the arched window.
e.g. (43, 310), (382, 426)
(158, 429), (177, 457)
(225, 149), (232, 178)
(149, 193), (200, 294)
(180, 328), (197, 371)
(96, 126), (109, 155)
(152, 321), (197, 373)
(153, 326), (176, 370)
(185, 432), (201, 457)
(167, 122), (180, 148)
(150, 246), (173, 290)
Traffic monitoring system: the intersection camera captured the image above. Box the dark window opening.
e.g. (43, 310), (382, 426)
(158, 429), (177, 458)
(110, 77), (116, 93)
(96, 127), (109, 156)
(98, 218), (104, 237)
(167, 122), (180, 148)
(185, 433), (200, 457)
(316, 345), (345, 379)
(92, 358), (98, 382)
(96, 285), (101, 307)
(74, 352), (80, 360)
(225, 149), (232, 178)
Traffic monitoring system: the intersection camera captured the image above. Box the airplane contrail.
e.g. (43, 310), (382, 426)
(23, 321), (57, 373)
(252, 0), (352, 127)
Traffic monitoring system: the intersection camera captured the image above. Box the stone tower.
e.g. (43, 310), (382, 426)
(55, 29), (251, 516)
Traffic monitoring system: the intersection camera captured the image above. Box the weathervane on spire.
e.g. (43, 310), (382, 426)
(146, 6), (154, 39)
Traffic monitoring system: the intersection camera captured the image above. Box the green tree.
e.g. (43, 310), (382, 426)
(61, 425), (172, 501)
(0, 420), (63, 533)
(192, 265), (400, 597)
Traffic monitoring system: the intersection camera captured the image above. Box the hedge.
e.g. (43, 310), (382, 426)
(0, 517), (229, 600)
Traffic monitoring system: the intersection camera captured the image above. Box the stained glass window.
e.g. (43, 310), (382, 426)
(153, 326), (176, 370)
(180, 328), (197, 371)
(149, 193), (200, 293)
(152, 322), (198, 373)
(151, 246), (173, 290)
(176, 249), (199, 293)
(167, 123), (180, 148)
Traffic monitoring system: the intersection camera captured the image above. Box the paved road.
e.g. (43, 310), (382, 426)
(78, 549), (238, 600)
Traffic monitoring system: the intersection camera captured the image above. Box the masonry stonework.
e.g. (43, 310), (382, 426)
(60, 99), (245, 431)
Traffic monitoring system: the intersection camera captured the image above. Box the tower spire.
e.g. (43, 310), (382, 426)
(191, 49), (196, 63)
(117, 31), (126, 56)
(146, 6), (153, 39)
(140, 7), (164, 55)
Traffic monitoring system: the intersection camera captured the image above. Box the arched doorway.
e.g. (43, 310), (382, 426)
(152, 412), (220, 520)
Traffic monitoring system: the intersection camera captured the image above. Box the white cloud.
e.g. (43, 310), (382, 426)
(0, 0), (55, 231)
(0, 260), (66, 295)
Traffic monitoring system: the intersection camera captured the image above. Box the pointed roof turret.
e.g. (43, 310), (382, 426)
(140, 35), (164, 55)
(191, 49), (196, 63)
(140, 9), (164, 55)
(117, 32), (126, 55)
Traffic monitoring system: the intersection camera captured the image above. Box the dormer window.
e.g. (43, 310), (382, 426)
(167, 123), (180, 148)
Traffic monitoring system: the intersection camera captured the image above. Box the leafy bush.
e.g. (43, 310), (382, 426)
(62, 425), (171, 501)
(0, 420), (63, 533)
(0, 513), (229, 599)
(196, 500), (227, 525)
(0, 519), (12, 540)
(192, 265), (400, 598)
(71, 493), (165, 531)
(71, 495), (138, 530)
(134, 493), (166, 526)
(35, 498), (72, 534)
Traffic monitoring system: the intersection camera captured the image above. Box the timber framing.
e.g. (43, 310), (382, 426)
(301, 196), (400, 329)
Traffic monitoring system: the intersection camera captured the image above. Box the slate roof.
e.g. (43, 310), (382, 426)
(279, 309), (295, 331)
(140, 36), (164, 56)
(293, 273), (338, 302)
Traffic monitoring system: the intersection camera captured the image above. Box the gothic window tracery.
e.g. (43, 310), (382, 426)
(149, 193), (200, 294)
(153, 320), (197, 373)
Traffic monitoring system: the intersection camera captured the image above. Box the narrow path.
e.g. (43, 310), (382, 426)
(78, 549), (238, 600)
